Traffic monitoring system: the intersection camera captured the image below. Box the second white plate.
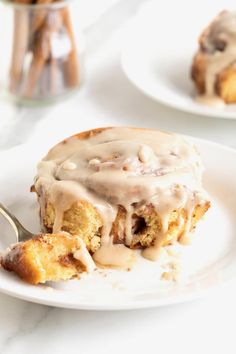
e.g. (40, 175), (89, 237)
(121, 0), (236, 119)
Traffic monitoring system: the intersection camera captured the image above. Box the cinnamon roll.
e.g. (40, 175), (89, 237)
(1, 232), (95, 285)
(32, 127), (210, 269)
(191, 11), (236, 107)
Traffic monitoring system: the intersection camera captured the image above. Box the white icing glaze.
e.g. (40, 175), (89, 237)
(73, 237), (96, 273)
(93, 244), (136, 269)
(196, 95), (225, 108)
(34, 127), (208, 267)
(62, 161), (77, 170)
(197, 11), (236, 106)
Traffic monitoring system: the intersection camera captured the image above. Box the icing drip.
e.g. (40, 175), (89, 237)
(72, 237), (96, 273)
(93, 244), (136, 270)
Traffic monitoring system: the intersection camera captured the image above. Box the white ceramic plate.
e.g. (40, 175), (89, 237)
(0, 136), (236, 310)
(121, 0), (236, 119)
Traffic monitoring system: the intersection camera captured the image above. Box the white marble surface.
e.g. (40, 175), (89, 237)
(1, 0), (236, 353)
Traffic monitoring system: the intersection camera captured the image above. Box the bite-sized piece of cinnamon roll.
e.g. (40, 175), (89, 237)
(191, 11), (236, 106)
(1, 232), (95, 284)
(32, 127), (210, 267)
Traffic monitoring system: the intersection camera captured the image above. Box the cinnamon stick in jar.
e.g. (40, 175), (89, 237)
(61, 8), (79, 88)
(9, 0), (32, 93)
(31, 0), (57, 34)
(22, 23), (51, 98)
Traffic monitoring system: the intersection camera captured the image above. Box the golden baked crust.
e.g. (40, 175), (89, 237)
(33, 127), (210, 254)
(41, 199), (210, 252)
(43, 200), (103, 252)
(1, 233), (90, 284)
(191, 52), (236, 103)
(216, 65), (236, 103)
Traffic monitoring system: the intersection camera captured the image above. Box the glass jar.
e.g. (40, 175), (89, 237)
(0, 0), (83, 103)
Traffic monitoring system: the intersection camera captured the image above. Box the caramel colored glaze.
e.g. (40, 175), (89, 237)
(34, 127), (210, 267)
(93, 244), (136, 270)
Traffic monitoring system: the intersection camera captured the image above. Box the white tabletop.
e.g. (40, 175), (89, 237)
(1, 1), (236, 353)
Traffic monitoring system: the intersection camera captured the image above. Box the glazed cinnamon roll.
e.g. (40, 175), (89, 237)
(1, 232), (95, 284)
(191, 11), (236, 107)
(32, 127), (210, 269)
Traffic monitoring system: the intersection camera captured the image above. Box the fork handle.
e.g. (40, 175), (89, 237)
(0, 203), (33, 242)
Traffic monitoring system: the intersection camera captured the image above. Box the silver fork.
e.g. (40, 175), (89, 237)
(0, 202), (34, 242)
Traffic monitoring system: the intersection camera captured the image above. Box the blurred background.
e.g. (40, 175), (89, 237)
(0, 0), (236, 153)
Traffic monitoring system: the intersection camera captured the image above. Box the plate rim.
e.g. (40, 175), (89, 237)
(0, 273), (223, 310)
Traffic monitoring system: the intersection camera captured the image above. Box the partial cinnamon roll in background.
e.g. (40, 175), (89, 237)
(191, 11), (236, 107)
